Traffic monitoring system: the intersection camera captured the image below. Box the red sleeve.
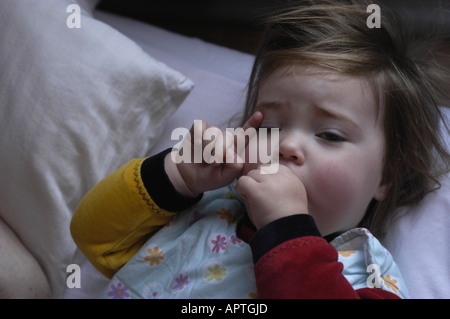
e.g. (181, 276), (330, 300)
(253, 236), (400, 299)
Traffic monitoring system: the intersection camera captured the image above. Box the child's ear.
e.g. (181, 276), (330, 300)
(374, 182), (390, 201)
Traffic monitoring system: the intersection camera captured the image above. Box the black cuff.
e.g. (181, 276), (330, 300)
(249, 214), (321, 264)
(140, 148), (203, 212)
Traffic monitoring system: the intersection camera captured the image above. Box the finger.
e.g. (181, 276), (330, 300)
(220, 149), (244, 182)
(203, 125), (223, 165)
(259, 162), (280, 175)
(235, 175), (258, 199)
(205, 129), (244, 166)
(188, 119), (208, 146)
(245, 167), (265, 182)
(242, 111), (264, 131)
(223, 147), (243, 170)
(224, 129), (235, 150)
(233, 112), (263, 159)
(223, 129), (240, 164)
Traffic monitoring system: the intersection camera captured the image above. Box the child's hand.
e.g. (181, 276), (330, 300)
(235, 164), (308, 229)
(165, 112), (264, 198)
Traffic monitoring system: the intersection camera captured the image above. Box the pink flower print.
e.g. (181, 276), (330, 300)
(230, 234), (242, 245)
(211, 234), (227, 253)
(173, 273), (190, 292)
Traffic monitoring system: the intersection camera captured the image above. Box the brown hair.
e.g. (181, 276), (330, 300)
(240, 0), (450, 237)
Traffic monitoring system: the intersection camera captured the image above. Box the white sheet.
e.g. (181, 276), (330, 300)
(63, 10), (450, 299)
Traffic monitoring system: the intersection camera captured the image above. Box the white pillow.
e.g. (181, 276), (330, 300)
(0, 0), (193, 298)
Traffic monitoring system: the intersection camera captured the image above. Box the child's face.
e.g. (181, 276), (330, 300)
(242, 65), (389, 236)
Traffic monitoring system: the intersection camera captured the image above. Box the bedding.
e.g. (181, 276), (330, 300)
(0, 1), (448, 299)
(0, 0), (193, 298)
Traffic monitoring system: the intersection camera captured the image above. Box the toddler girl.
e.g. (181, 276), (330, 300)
(71, 0), (449, 299)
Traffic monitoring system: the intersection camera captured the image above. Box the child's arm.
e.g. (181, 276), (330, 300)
(71, 112), (264, 279)
(70, 156), (185, 278)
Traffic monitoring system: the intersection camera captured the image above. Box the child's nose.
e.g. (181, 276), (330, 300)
(279, 134), (304, 165)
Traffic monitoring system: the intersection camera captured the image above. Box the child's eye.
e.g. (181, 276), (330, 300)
(317, 132), (346, 142)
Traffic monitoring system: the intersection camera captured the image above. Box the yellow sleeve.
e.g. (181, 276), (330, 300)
(70, 158), (176, 279)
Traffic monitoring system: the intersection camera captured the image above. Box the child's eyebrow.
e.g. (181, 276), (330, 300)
(314, 105), (362, 132)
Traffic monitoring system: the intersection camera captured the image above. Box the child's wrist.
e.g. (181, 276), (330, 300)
(164, 154), (201, 198)
(141, 149), (203, 211)
(250, 214), (321, 263)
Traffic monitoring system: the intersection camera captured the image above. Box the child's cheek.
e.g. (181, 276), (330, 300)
(309, 162), (362, 233)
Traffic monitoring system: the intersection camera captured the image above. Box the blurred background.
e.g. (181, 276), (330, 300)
(97, 0), (450, 54)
